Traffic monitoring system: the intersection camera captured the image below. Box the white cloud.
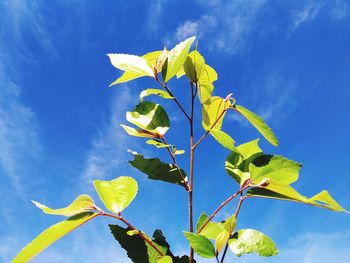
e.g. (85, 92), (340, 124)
(170, 0), (267, 54)
(80, 87), (141, 191)
(291, 1), (323, 31)
(331, 0), (350, 20)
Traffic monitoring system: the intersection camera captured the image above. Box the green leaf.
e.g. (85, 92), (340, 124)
(250, 155), (302, 185)
(140, 89), (174, 101)
(210, 129), (238, 152)
(309, 190), (348, 212)
(183, 50), (205, 83)
(93, 176), (138, 214)
(202, 96), (230, 131)
(196, 212), (225, 240)
(146, 139), (170, 148)
(225, 139), (263, 184)
(174, 149), (185, 155)
(159, 256), (173, 263)
(110, 225), (178, 263)
(129, 150), (187, 187)
(233, 105), (278, 146)
(183, 232), (216, 258)
(126, 101), (170, 137)
(215, 231), (230, 253)
(162, 36), (196, 82)
(121, 124), (158, 138)
(223, 215), (237, 234)
(198, 64), (217, 104)
(247, 180), (348, 212)
(228, 229), (278, 257)
(109, 51), (163, 86)
(12, 212), (98, 263)
(107, 54), (154, 77)
(31, 194), (95, 217)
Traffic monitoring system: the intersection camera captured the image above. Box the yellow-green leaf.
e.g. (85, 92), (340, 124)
(121, 124), (157, 138)
(228, 229), (278, 257)
(202, 96), (230, 131)
(162, 36), (195, 82)
(107, 54), (154, 77)
(31, 194), (95, 217)
(93, 176), (138, 214)
(126, 101), (170, 137)
(250, 155), (302, 185)
(215, 231), (230, 253)
(109, 51), (163, 86)
(183, 232), (216, 258)
(225, 139), (263, 184)
(248, 180), (348, 212)
(158, 255), (173, 263)
(146, 139), (170, 148)
(184, 50), (205, 83)
(139, 89), (174, 101)
(210, 129), (238, 152)
(12, 212), (98, 263)
(234, 105), (278, 146)
(198, 64), (217, 104)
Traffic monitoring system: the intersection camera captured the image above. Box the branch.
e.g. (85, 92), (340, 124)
(101, 212), (165, 257)
(188, 82), (196, 263)
(155, 78), (191, 122)
(197, 183), (250, 234)
(220, 195), (249, 263)
(162, 137), (190, 191)
(193, 108), (228, 150)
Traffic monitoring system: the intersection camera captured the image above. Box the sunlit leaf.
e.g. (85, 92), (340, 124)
(223, 214), (236, 234)
(31, 195), (95, 217)
(159, 256), (173, 263)
(93, 176), (138, 214)
(126, 101), (170, 137)
(202, 96), (230, 131)
(146, 139), (170, 148)
(247, 180), (348, 212)
(121, 125), (157, 138)
(210, 129), (239, 153)
(215, 231), (230, 253)
(225, 139), (263, 184)
(129, 150), (187, 187)
(183, 232), (216, 258)
(184, 50), (205, 83)
(140, 89), (174, 101)
(110, 51), (163, 86)
(196, 212), (226, 240)
(250, 155), (302, 185)
(198, 64), (217, 104)
(174, 149), (185, 155)
(162, 36), (196, 82)
(12, 212), (98, 263)
(309, 190), (348, 212)
(228, 229), (278, 257)
(233, 105), (278, 146)
(107, 54), (154, 77)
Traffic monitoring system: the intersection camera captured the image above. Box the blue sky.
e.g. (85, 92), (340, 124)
(1, 0), (350, 262)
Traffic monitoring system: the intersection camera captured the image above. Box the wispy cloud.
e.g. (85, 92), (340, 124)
(169, 0), (267, 54)
(80, 87), (140, 191)
(0, 0), (53, 199)
(290, 1), (323, 32)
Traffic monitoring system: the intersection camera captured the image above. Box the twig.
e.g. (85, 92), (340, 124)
(155, 78), (191, 122)
(197, 184), (250, 234)
(220, 196), (249, 263)
(188, 82), (196, 263)
(193, 108), (228, 150)
(162, 137), (190, 191)
(101, 212), (164, 257)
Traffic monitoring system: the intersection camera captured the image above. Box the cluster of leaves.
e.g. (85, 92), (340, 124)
(12, 36), (348, 263)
